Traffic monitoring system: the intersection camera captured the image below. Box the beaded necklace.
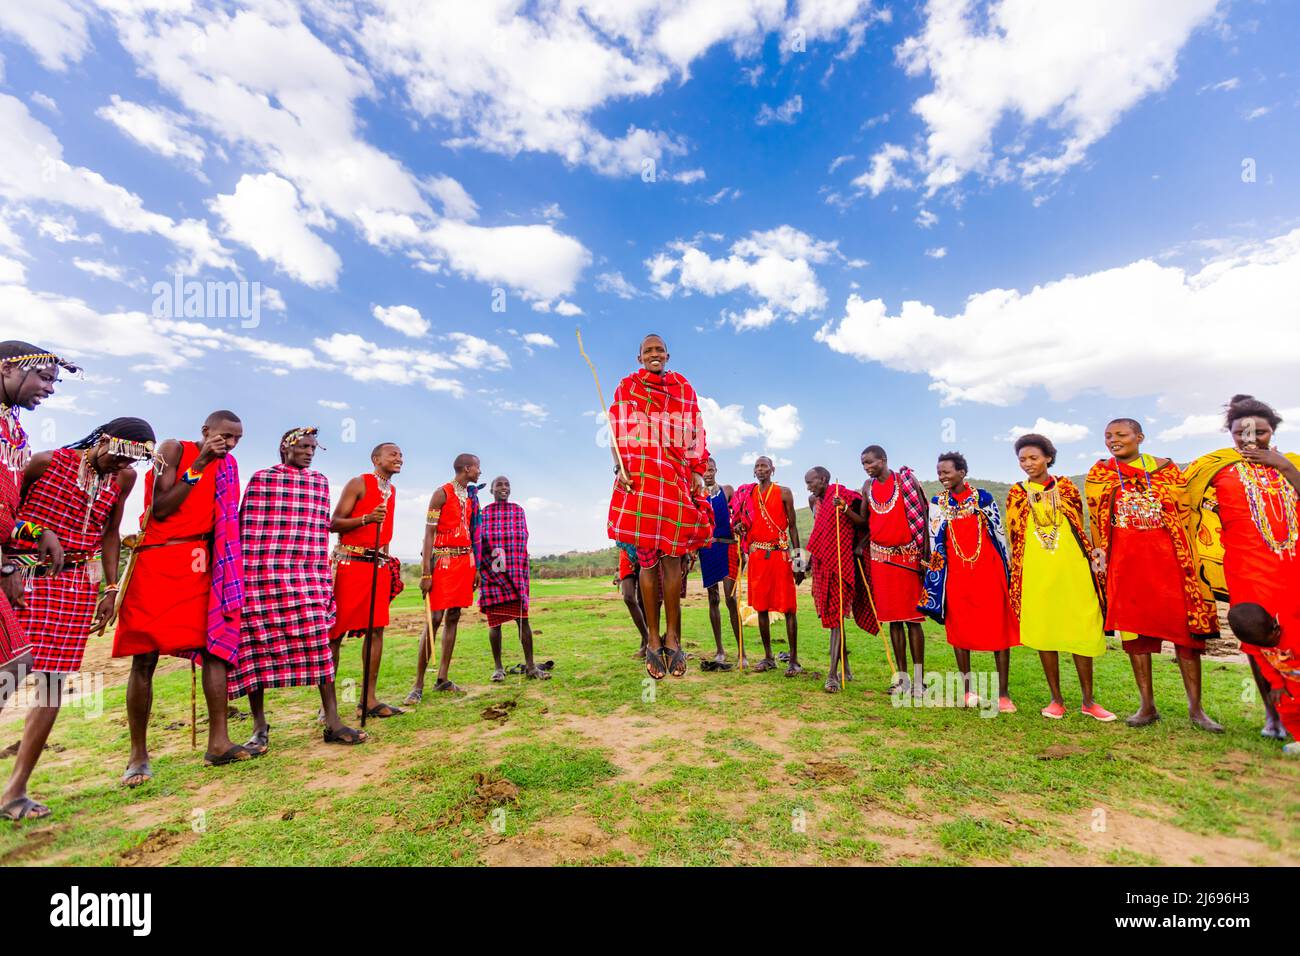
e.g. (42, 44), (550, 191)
(1235, 461), (1299, 558)
(941, 485), (984, 566)
(1024, 480), (1060, 552)
(0, 404), (31, 477)
(753, 481), (790, 550)
(75, 450), (107, 534)
(868, 470), (900, 515)
(1111, 455), (1164, 530)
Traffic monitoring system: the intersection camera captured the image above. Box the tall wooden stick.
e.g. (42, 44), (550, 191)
(576, 328), (631, 489)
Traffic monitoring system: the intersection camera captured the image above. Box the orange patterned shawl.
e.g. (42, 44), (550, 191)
(1005, 476), (1102, 618)
(1085, 456), (1216, 634)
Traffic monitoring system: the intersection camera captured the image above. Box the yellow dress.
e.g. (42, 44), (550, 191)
(1019, 481), (1106, 657)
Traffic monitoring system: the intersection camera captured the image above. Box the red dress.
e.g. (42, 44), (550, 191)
(13, 449), (120, 672)
(744, 483), (797, 614)
(330, 474), (396, 638)
(942, 488), (1019, 652)
(114, 441), (216, 657)
(0, 412), (29, 668)
(1212, 465), (1300, 658)
(868, 473), (924, 623)
(429, 482), (474, 611)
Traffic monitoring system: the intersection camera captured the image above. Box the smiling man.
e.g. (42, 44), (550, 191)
(607, 334), (713, 680)
(476, 475), (547, 681)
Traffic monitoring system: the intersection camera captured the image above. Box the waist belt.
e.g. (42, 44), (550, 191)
(5, 550), (104, 582)
(133, 533), (211, 554)
(333, 544), (389, 564)
(748, 541), (788, 555)
(433, 547), (472, 557)
(870, 541), (920, 561)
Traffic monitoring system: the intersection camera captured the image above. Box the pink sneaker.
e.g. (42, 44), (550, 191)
(1040, 701), (1066, 719)
(998, 696), (1017, 714)
(1081, 702), (1117, 722)
(963, 691), (982, 708)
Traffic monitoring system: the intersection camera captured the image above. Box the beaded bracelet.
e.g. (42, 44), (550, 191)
(12, 519), (45, 542)
(179, 466), (202, 486)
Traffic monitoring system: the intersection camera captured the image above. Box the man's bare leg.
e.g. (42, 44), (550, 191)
(361, 626), (389, 711)
(825, 626), (844, 692)
(1072, 654), (1096, 709)
(784, 610), (801, 676)
(124, 651), (158, 785)
(1040, 650), (1063, 706)
(888, 622), (909, 691)
(318, 678), (363, 740)
(434, 608), (462, 690)
(1250, 656), (1286, 738)
(706, 583), (726, 662)
(723, 578), (741, 658)
(661, 555), (688, 677)
(1, 672), (61, 816)
(202, 653), (240, 759)
(994, 649), (1012, 706)
(518, 618), (548, 679)
(622, 577), (650, 659)
(907, 622), (926, 696)
(488, 624), (506, 681)
(953, 647), (973, 702)
(0, 652), (32, 718)
(245, 688), (268, 753)
(639, 565), (664, 677)
(753, 611), (776, 671)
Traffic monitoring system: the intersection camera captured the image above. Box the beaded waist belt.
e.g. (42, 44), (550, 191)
(332, 544), (389, 564)
(4, 550), (104, 582)
(748, 541), (788, 554)
(433, 546), (472, 557)
(870, 541), (920, 561)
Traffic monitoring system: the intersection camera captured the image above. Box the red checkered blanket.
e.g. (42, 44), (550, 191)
(607, 368), (713, 556)
(808, 484), (879, 633)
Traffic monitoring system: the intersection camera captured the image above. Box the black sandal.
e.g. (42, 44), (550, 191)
(667, 646), (688, 678)
(432, 680), (465, 694)
(323, 725), (368, 745)
(645, 646), (666, 680)
(356, 702), (404, 718)
(203, 745), (252, 767)
(121, 762), (153, 788)
(244, 725), (270, 757)
(1, 796), (51, 821)
(751, 658), (777, 673)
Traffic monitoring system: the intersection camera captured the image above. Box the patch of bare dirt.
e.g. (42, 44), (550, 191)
(118, 827), (195, 867)
(796, 758), (856, 784)
(1071, 804), (1295, 866)
(0, 826), (58, 864)
(480, 813), (641, 866)
(428, 771), (520, 831)
(1037, 744), (1090, 760)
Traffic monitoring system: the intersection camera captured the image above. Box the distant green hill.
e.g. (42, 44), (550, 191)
(524, 475), (1091, 578)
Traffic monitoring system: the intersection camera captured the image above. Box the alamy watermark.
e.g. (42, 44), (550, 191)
(152, 272), (261, 328)
(891, 670), (1001, 718)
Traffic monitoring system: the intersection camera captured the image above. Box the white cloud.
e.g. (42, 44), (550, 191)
(649, 226), (836, 330)
(596, 271), (639, 299)
(757, 93), (803, 125)
(493, 398), (549, 426)
(36, 215), (101, 245)
(313, 332), (464, 396)
(72, 257), (130, 283)
(554, 300), (583, 316)
(422, 173), (478, 220)
(699, 396), (761, 449)
(448, 332), (509, 370)
(851, 143), (912, 196)
(96, 94), (207, 173)
(521, 332), (557, 349)
(703, 186), (741, 204)
(1244, 105), (1272, 121)
(425, 220), (590, 301)
(0, 255), (25, 283)
(318, 399), (350, 410)
(828, 154), (854, 173)
(758, 403), (802, 449)
(1159, 407), (1300, 442)
(1200, 76), (1240, 93)
(0, 94), (231, 271)
(0, 2), (91, 71)
(895, 0), (1221, 192)
(1001, 418), (1089, 444)
(210, 173), (342, 288)
(915, 208), (939, 228)
(371, 303), (429, 338)
(29, 92), (59, 115)
(815, 227), (1300, 420)
(924, 246), (947, 259)
(142, 379), (170, 395)
(671, 168), (707, 184)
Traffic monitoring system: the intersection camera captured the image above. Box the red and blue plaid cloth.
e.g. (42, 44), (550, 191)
(477, 500), (530, 613)
(228, 464), (336, 697)
(203, 454), (243, 665)
(0, 436), (28, 667)
(607, 368), (713, 557)
(808, 484), (879, 633)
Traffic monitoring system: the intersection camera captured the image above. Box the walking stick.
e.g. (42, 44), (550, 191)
(576, 328), (632, 490)
(424, 598), (436, 677)
(95, 509), (151, 636)
(736, 542), (746, 673)
(359, 479), (391, 729)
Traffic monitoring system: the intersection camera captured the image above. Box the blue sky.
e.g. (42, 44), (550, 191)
(1, 1), (1298, 558)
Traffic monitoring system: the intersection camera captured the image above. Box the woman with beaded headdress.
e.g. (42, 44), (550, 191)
(0, 341), (77, 718)
(1006, 433), (1114, 723)
(1086, 418), (1222, 731)
(0, 417), (155, 820)
(1186, 396), (1300, 742)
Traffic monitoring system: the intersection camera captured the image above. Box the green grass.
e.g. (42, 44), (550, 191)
(1, 577), (1296, 867)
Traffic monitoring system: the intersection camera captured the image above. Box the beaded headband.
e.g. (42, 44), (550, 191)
(281, 426), (324, 451)
(2, 351), (82, 376)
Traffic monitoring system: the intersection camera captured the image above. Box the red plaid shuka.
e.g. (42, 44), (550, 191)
(808, 484), (879, 633)
(227, 464), (336, 698)
(12, 449), (120, 672)
(0, 419), (28, 667)
(607, 368), (713, 557)
(478, 501), (530, 615)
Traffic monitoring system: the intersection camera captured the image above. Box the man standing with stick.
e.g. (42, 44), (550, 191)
(330, 443), (404, 722)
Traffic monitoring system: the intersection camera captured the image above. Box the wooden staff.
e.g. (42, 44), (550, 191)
(576, 328), (631, 489)
(736, 541), (746, 673)
(94, 510), (150, 636)
(424, 597), (436, 676)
